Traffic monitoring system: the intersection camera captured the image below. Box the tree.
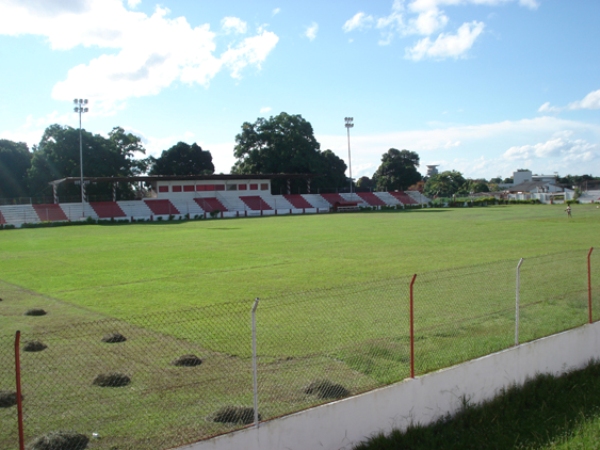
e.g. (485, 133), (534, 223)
(424, 170), (467, 197)
(356, 176), (375, 192)
(28, 124), (146, 200)
(372, 149), (421, 191)
(0, 139), (32, 199)
(232, 112), (347, 193)
(149, 142), (214, 176)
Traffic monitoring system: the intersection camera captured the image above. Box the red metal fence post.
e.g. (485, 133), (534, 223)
(14, 330), (25, 450)
(410, 274), (417, 379)
(588, 247), (594, 324)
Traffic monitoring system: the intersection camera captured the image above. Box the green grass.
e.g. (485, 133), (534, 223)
(1, 204), (599, 449)
(353, 360), (600, 450)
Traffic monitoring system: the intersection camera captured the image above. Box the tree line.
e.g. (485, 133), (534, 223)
(2, 112), (597, 201)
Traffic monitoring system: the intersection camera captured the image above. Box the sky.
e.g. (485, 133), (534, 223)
(1, 0), (599, 181)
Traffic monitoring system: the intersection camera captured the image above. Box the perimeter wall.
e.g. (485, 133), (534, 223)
(181, 321), (600, 450)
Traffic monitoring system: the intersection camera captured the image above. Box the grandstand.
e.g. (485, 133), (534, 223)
(0, 175), (431, 227)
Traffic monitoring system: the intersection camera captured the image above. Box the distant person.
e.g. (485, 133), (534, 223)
(565, 205), (572, 218)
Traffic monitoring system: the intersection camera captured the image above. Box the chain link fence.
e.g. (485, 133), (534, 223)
(0, 248), (598, 450)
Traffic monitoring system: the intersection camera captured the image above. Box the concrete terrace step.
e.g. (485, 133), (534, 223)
(194, 197), (228, 213)
(356, 192), (387, 206)
(240, 196), (273, 211)
(90, 202), (127, 219)
(33, 204), (69, 222)
(144, 199), (180, 216)
(284, 194), (314, 209)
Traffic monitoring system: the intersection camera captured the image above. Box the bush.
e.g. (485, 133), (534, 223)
(0, 390), (21, 408)
(23, 341), (47, 352)
(212, 406), (259, 424)
(92, 372), (131, 387)
(303, 379), (350, 399)
(26, 431), (89, 450)
(25, 308), (47, 316)
(171, 354), (203, 367)
(209, 209), (220, 218)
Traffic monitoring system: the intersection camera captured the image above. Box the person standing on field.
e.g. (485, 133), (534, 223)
(565, 205), (572, 218)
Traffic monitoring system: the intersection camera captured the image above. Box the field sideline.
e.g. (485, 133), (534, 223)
(1, 204), (599, 327)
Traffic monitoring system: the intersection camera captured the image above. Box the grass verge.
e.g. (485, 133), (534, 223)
(354, 360), (600, 450)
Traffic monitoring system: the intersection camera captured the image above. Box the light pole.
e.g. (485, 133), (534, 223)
(344, 117), (354, 196)
(73, 99), (88, 215)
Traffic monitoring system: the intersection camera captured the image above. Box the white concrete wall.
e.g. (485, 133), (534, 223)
(178, 322), (600, 450)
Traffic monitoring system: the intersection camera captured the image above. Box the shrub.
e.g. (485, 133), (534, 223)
(209, 209), (220, 218)
(212, 406), (259, 424)
(101, 333), (127, 343)
(303, 379), (350, 399)
(171, 354), (203, 367)
(25, 308), (47, 316)
(23, 341), (47, 352)
(92, 373), (131, 387)
(26, 431), (89, 450)
(0, 390), (21, 408)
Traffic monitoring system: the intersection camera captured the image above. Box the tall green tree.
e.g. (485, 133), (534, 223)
(424, 170), (467, 197)
(28, 124), (146, 200)
(149, 142), (214, 176)
(232, 112), (347, 193)
(0, 139), (32, 199)
(372, 148), (421, 191)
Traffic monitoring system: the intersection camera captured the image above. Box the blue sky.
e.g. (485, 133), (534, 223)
(1, 0), (599, 180)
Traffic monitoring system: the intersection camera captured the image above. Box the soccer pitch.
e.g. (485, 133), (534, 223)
(1, 204), (598, 326)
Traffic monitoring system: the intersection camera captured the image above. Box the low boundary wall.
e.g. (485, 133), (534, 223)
(179, 322), (600, 450)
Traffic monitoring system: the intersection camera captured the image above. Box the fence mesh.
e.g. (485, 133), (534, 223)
(0, 248), (597, 450)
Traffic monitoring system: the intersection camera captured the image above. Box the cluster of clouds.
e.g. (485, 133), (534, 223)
(320, 114), (600, 179)
(0, 0), (278, 111)
(343, 0), (538, 60)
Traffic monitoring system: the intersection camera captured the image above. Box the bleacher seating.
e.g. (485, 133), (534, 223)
(320, 193), (346, 205)
(144, 199), (180, 216)
(389, 191), (418, 205)
(405, 191), (430, 204)
(240, 196), (273, 211)
(33, 204), (69, 222)
(283, 194), (314, 209)
(356, 192), (386, 206)
(194, 197), (228, 212)
(0, 205), (39, 225)
(90, 202), (127, 218)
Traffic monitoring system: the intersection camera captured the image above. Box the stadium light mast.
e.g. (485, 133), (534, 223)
(73, 99), (88, 216)
(344, 117), (354, 196)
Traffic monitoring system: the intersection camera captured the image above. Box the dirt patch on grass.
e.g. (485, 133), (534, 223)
(92, 372), (131, 387)
(27, 431), (89, 450)
(171, 354), (203, 366)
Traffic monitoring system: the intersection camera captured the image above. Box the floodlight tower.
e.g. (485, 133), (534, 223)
(344, 117), (354, 196)
(73, 99), (88, 215)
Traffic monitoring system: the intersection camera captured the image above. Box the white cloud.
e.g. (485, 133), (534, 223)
(568, 89), (600, 110)
(538, 89), (600, 113)
(127, 0), (141, 8)
(260, 107), (272, 114)
(343, 0), (537, 59)
(503, 133), (598, 162)
(342, 12), (374, 32)
(272, 8), (281, 16)
(221, 16), (247, 35)
(305, 22), (318, 41)
(0, 0), (279, 112)
(406, 21), (484, 60)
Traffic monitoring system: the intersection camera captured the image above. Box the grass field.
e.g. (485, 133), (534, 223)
(1, 204), (599, 449)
